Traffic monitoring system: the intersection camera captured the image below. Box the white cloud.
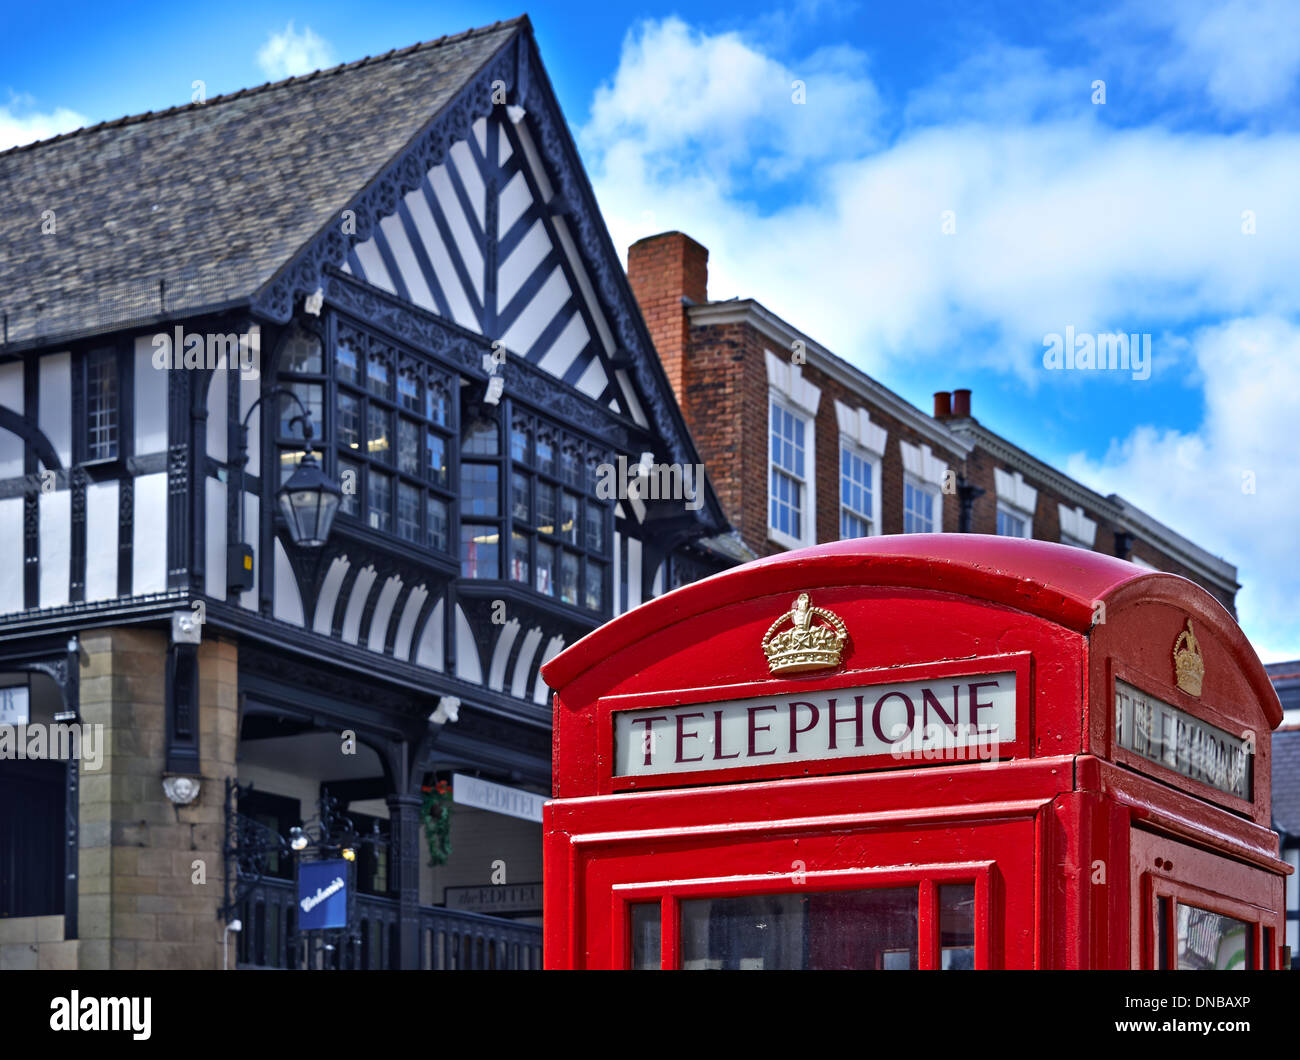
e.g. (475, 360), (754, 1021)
(257, 21), (334, 80)
(1094, 0), (1300, 117)
(583, 17), (881, 187)
(583, 15), (1300, 653)
(1064, 316), (1300, 661)
(0, 101), (88, 151)
(902, 42), (1088, 126)
(594, 95), (1300, 379)
(1176, 1), (1300, 112)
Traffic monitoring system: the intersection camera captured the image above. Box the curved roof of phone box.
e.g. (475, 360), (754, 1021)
(542, 534), (1280, 727)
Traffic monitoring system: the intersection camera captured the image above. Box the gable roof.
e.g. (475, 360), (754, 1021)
(0, 18), (525, 347)
(0, 14), (729, 534)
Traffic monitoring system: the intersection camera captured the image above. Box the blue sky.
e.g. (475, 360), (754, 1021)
(3, 0), (1299, 658)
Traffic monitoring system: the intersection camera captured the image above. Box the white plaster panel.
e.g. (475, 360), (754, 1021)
(0, 497), (22, 613)
(367, 575), (403, 653)
(454, 603), (482, 684)
(38, 352), (71, 468)
(135, 337), (169, 455)
(0, 361), (24, 478)
(38, 489), (69, 608)
(85, 479), (120, 602)
(132, 472), (168, 595)
(272, 537), (305, 627)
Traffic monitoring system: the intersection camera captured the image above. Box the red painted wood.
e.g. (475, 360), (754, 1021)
(542, 537), (1289, 969)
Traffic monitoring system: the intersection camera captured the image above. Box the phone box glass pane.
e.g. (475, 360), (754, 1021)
(680, 887), (917, 970)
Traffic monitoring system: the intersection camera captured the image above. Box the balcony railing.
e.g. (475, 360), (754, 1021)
(418, 904), (543, 970)
(234, 875), (542, 970)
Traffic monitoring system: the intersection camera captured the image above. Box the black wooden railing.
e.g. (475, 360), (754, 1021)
(235, 876), (541, 970)
(418, 905), (543, 970)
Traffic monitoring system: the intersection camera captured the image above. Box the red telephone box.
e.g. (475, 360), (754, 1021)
(541, 536), (1288, 969)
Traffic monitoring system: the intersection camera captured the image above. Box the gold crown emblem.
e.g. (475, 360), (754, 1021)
(1173, 619), (1204, 697)
(762, 593), (848, 674)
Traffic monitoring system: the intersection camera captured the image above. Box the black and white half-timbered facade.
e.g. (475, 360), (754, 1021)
(0, 17), (732, 970)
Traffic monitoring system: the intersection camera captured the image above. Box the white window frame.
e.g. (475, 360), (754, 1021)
(903, 474), (939, 534)
(996, 501), (1033, 539)
(898, 439), (947, 534)
(839, 440), (881, 539)
(834, 400), (886, 541)
(1060, 532), (1092, 550)
(769, 397), (812, 549)
(765, 351), (820, 549)
(993, 468), (1037, 538)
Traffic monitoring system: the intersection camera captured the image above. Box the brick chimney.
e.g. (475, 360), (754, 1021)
(952, 388), (972, 417)
(627, 232), (709, 403)
(933, 391), (952, 418)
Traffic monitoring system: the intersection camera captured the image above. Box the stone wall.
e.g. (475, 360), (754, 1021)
(76, 626), (239, 969)
(0, 914), (77, 970)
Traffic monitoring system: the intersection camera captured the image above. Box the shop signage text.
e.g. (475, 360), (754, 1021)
(1114, 680), (1252, 799)
(452, 773), (545, 823)
(298, 859), (349, 930)
(0, 686), (29, 726)
(444, 882), (542, 916)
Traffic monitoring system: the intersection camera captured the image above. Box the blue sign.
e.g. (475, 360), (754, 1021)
(297, 859), (349, 930)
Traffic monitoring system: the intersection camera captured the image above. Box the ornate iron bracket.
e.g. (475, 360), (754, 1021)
(220, 777), (289, 922)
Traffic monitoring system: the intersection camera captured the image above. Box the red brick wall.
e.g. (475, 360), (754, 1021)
(798, 359), (963, 540)
(627, 232), (708, 402)
(675, 329), (965, 556)
(954, 430), (1237, 616)
(961, 445), (999, 534)
(625, 234), (1237, 615)
(681, 321), (765, 550)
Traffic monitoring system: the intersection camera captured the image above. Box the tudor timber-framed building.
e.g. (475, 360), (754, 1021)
(0, 18), (732, 970)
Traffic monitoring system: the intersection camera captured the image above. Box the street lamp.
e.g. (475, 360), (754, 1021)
(287, 790), (382, 863)
(277, 446), (341, 548)
(230, 386), (341, 591)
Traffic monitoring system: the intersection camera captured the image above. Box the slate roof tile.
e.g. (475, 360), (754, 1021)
(1268, 661), (1300, 835)
(1272, 727), (1300, 836)
(0, 17), (525, 346)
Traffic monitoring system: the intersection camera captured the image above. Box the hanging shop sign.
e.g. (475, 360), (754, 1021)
(444, 882), (543, 916)
(452, 773), (545, 823)
(297, 858), (349, 931)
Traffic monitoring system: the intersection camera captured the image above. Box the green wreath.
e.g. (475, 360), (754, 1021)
(419, 780), (454, 866)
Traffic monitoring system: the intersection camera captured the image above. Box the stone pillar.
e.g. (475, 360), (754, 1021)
(76, 626), (239, 969)
(387, 792), (423, 970)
